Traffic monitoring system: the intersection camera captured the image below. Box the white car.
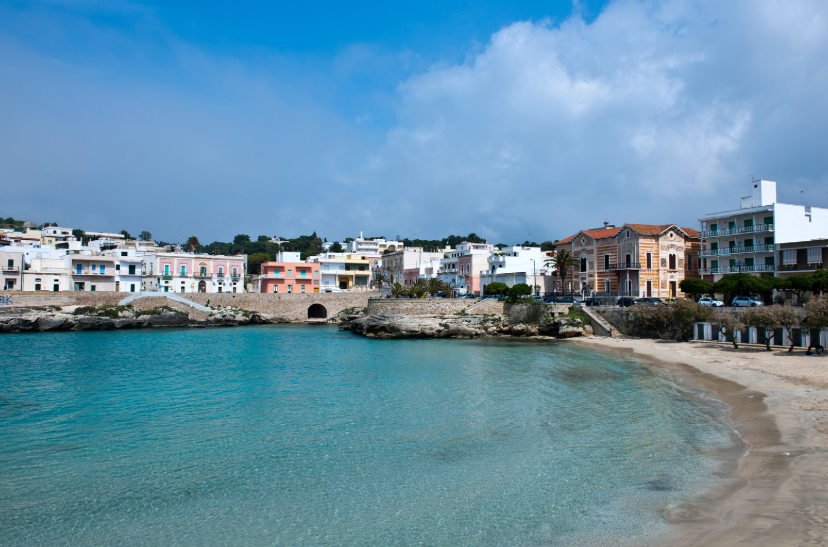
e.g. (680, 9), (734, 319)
(731, 296), (764, 307)
(698, 296), (724, 307)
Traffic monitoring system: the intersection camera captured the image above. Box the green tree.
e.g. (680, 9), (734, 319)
(138, 231), (152, 241)
(484, 282), (508, 296)
(120, 230), (132, 240)
(257, 235), (270, 242)
(811, 270), (828, 296)
(390, 282), (407, 298)
(374, 270), (390, 292)
(234, 234), (251, 245)
(679, 278), (713, 300)
(540, 241), (557, 252)
(712, 309), (743, 349)
(441, 279), (455, 298)
(784, 274), (814, 304)
(550, 249), (576, 293)
(409, 279), (427, 298)
(426, 277), (443, 296)
(247, 253), (272, 275)
(186, 236), (200, 252)
(507, 283), (532, 302)
(742, 306), (797, 351)
(330, 241), (344, 253)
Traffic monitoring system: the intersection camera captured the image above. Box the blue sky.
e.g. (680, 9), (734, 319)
(2, 0), (828, 245)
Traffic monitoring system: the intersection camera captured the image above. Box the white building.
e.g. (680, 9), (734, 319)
(1, 251), (23, 290)
(479, 246), (547, 294)
(699, 180), (828, 281)
(380, 247), (447, 286)
(348, 233), (403, 256)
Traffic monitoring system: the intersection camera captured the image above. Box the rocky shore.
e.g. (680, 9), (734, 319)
(342, 311), (593, 339)
(0, 304), (281, 333)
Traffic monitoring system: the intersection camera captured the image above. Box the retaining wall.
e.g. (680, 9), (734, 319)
(367, 298), (471, 316)
(0, 291), (375, 321)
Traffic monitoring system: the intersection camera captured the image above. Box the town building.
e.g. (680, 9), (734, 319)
(40, 226), (78, 248)
(435, 242), (494, 295)
(347, 234), (403, 256)
(479, 246), (554, 295)
(143, 253), (247, 293)
(22, 256), (72, 292)
(259, 253), (320, 294)
(699, 180), (828, 281)
(309, 253), (372, 291)
(1, 251), (23, 290)
(558, 223), (700, 297)
(380, 247), (447, 286)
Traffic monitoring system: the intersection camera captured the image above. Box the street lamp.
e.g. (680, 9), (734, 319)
(531, 258), (537, 295)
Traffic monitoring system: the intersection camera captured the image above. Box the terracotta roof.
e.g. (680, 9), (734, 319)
(556, 234), (577, 244)
(680, 227), (700, 238)
(624, 223), (672, 235)
(581, 227), (621, 239)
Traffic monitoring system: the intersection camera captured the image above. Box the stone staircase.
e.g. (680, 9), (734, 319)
(118, 291), (212, 312)
(577, 305), (619, 337)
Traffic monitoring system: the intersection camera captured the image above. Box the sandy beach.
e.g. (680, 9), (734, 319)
(574, 337), (828, 546)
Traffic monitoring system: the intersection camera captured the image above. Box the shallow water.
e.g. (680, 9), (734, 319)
(0, 325), (742, 546)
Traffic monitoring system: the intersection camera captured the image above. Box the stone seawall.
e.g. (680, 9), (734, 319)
(0, 291), (376, 321)
(366, 299), (471, 316)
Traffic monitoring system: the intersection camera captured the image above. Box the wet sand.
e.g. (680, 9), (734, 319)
(573, 337), (828, 546)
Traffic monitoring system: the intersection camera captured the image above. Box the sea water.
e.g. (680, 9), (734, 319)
(0, 326), (742, 546)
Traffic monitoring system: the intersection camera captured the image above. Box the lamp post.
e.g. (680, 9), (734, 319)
(531, 258), (537, 295)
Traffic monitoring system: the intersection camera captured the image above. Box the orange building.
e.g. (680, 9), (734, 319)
(557, 223), (700, 297)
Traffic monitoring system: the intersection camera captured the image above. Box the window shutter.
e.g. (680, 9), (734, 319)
(807, 247), (822, 264)
(783, 250), (797, 265)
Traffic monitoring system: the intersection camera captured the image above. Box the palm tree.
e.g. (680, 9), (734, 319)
(390, 282), (407, 298)
(552, 249), (576, 294)
(441, 279), (455, 298)
(187, 236), (200, 252)
(426, 277), (442, 296)
(410, 279), (427, 298)
(374, 270), (389, 292)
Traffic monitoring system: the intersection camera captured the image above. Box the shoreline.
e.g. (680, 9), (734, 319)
(573, 337), (828, 546)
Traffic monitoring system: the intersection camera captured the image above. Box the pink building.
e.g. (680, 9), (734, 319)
(147, 253), (246, 293)
(259, 262), (320, 294)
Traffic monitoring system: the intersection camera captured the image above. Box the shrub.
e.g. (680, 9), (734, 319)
(507, 283), (532, 302)
(671, 300), (711, 340)
(631, 305), (674, 338)
(742, 305), (800, 351)
(711, 309), (743, 349)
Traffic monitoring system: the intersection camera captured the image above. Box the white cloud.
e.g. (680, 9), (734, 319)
(2, 0), (828, 243)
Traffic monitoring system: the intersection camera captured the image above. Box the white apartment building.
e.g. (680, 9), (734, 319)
(435, 242), (494, 295)
(40, 226), (78, 248)
(479, 246), (550, 295)
(699, 181), (828, 281)
(22, 257), (72, 292)
(348, 233), (403, 256)
(381, 247), (447, 286)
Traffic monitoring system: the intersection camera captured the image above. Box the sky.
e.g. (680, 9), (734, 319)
(2, 0), (828, 245)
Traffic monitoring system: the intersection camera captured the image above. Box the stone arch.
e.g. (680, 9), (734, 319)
(308, 303), (327, 319)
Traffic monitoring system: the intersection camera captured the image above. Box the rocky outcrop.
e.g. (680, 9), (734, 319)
(0, 306), (275, 333)
(346, 314), (592, 339)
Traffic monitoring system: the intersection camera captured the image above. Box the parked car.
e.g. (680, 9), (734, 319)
(531, 295), (544, 302)
(543, 296), (557, 304)
(698, 296), (724, 307)
(461, 293), (477, 299)
(582, 297), (602, 307)
(637, 297), (663, 306)
(731, 296), (764, 307)
(663, 298), (677, 307)
(555, 296), (575, 304)
(616, 297), (637, 307)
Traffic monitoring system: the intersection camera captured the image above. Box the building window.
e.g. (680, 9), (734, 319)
(218, 268), (224, 276)
(91, 285), (96, 292)
(580, 257), (587, 272)
(273, 285), (278, 293)
(116, 264), (121, 271)
(130, 284), (135, 292)
(301, 285), (306, 293)
(646, 253), (652, 269)
(232, 268), (237, 277)
(301, 270), (306, 277)
(669, 254), (676, 270)
(604, 255), (610, 270)
(288, 270), (292, 276)
(315, 270), (319, 276)
(129, 265), (136, 275)
(287, 284), (292, 293)
(164, 264), (170, 275)
(6, 259), (12, 268)
(92, 264), (96, 271)
(783, 249), (797, 265)
(181, 265), (186, 276)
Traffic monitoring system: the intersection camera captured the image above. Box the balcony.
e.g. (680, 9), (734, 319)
(74, 270), (115, 277)
(607, 262), (641, 270)
(2, 267), (20, 273)
(699, 264), (775, 275)
(216, 273), (225, 278)
(194, 272), (211, 278)
(699, 244), (775, 257)
(700, 223), (774, 238)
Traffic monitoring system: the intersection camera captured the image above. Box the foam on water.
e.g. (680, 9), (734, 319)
(0, 326), (743, 546)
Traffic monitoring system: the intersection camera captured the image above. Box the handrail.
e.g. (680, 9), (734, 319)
(700, 223), (774, 238)
(607, 263), (641, 270)
(699, 244), (775, 257)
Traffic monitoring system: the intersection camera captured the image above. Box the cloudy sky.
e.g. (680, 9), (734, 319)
(2, 0), (827, 244)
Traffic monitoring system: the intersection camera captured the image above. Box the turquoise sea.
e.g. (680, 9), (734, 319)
(0, 325), (742, 546)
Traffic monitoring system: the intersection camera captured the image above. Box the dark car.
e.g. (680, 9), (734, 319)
(616, 297), (637, 307)
(582, 297), (602, 307)
(461, 293), (477, 299)
(637, 297), (663, 306)
(555, 296), (575, 304)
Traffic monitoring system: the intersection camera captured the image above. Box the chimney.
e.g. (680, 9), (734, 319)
(603, 221), (609, 228)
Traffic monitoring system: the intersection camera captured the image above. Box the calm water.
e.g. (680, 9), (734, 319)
(0, 326), (742, 546)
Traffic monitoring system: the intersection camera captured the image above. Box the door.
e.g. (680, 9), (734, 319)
(670, 281), (677, 297)
(198, 280), (206, 293)
(115, 281), (120, 292)
(339, 281), (348, 289)
(646, 280), (652, 297)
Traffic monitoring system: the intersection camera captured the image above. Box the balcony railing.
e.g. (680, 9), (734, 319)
(194, 272), (211, 277)
(698, 244), (776, 257)
(607, 262), (641, 270)
(216, 273), (225, 278)
(700, 223), (774, 238)
(699, 264), (775, 275)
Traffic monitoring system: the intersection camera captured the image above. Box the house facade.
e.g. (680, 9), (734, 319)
(699, 180), (828, 281)
(1, 251), (23, 290)
(143, 253), (247, 293)
(259, 261), (320, 294)
(380, 247), (446, 286)
(559, 223), (700, 297)
(479, 246), (551, 295)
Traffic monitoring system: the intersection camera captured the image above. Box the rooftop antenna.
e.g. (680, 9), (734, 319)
(801, 190), (804, 205)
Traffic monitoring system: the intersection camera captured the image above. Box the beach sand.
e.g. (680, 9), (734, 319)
(573, 337), (828, 546)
